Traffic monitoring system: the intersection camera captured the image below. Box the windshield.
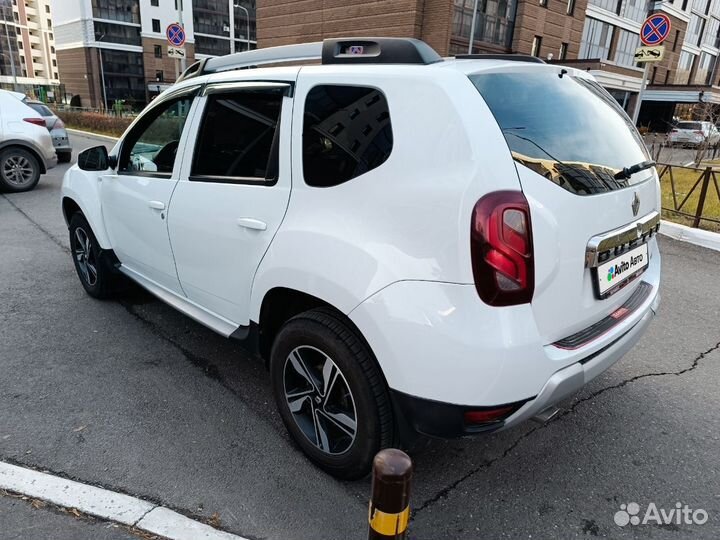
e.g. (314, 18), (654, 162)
(470, 71), (650, 195)
(676, 122), (702, 130)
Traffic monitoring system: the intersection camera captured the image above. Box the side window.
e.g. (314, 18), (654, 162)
(303, 85), (393, 187)
(191, 89), (283, 182)
(119, 96), (194, 176)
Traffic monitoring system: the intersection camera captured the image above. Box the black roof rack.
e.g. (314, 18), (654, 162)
(454, 54), (546, 64)
(177, 38), (442, 82)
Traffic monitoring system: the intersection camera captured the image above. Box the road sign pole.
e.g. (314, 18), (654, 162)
(632, 63), (649, 126)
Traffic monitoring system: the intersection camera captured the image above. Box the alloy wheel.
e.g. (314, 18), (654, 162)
(74, 227), (98, 286)
(283, 345), (358, 455)
(2, 155), (34, 187)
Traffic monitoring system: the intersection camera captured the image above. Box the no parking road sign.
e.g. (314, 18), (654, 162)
(166, 23), (186, 47)
(640, 14), (671, 46)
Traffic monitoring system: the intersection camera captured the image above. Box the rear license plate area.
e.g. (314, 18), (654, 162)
(594, 243), (649, 299)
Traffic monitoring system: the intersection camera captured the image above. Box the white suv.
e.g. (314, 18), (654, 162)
(62, 38), (661, 478)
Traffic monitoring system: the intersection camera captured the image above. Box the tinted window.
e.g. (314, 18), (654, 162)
(28, 103), (53, 116)
(677, 122), (702, 130)
(303, 85), (393, 187)
(192, 90), (283, 181)
(470, 71), (649, 195)
(119, 96), (194, 175)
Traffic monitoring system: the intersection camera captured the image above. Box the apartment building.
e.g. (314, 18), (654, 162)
(0, 0), (60, 100)
(52, 0), (256, 108)
(257, 0), (720, 128)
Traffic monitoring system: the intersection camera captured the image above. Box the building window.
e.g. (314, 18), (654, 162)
(303, 85), (393, 187)
(192, 90), (283, 182)
(651, 66), (657, 83)
(155, 70), (164, 82)
(451, 0), (517, 49)
(665, 70), (671, 84)
(54, 72), (58, 79)
(531, 36), (542, 57)
(540, 0), (547, 6)
(672, 29), (680, 51)
(703, 17), (720, 48)
(614, 29), (640, 67)
(47, 19), (51, 28)
(687, 14), (704, 46)
(619, 0), (648, 23)
(674, 51), (696, 84)
(52, 59), (57, 66)
(152, 19), (161, 33)
(579, 18), (613, 60)
(45, 4), (49, 12)
(95, 22), (141, 46)
(91, 0), (141, 25)
(694, 52), (716, 84)
(194, 35), (230, 56)
(692, 0), (709, 13)
(154, 45), (162, 58)
(560, 42), (568, 60)
(588, 0), (620, 14)
(567, 0), (576, 14)
(51, 45), (55, 53)
(151, 0), (159, 5)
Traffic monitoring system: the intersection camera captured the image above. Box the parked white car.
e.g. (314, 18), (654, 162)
(61, 38), (661, 478)
(0, 90), (57, 192)
(24, 99), (73, 163)
(667, 120), (720, 147)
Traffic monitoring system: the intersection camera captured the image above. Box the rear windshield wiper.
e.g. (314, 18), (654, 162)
(614, 160), (656, 180)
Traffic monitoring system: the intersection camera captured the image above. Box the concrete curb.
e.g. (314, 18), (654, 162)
(66, 128), (119, 143)
(0, 461), (248, 540)
(660, 220), (720, 252)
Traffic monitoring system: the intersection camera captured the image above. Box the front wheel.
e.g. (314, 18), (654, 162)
(270, 308), (394, 479)
(69, 212), (117, 299)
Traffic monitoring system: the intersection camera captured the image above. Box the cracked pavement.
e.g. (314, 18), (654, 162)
(1, 132), (719, 539)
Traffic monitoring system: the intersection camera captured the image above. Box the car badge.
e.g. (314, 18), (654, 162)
(631, 192), (640, 217)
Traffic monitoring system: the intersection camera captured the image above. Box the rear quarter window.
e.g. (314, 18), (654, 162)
(302, 85), (393, 187)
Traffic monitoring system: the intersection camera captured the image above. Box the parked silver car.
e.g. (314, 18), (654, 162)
(24, 100), (72, 163)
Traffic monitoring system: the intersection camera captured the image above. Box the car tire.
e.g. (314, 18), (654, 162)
(57, 151), (72, 163)
(0, 147), (41, 192)
(69, 212), (117, 299)
(270, 308), (394, 479)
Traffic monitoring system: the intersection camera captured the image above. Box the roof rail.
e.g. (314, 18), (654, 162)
(454, 54), (546, 64)
(177, 38), (442, 82)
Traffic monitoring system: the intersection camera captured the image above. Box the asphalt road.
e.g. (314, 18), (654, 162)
(0, 132), (719, 539)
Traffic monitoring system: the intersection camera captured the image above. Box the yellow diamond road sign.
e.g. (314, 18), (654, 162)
(635, 45), (664, 63)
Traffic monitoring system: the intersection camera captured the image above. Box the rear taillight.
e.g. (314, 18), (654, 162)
(694, 130), (704, 135)
(471, 190), (534, 306)
(670, 129), (678, 133)
(54, 118), (65, 129)
(23, 117), (46, 127)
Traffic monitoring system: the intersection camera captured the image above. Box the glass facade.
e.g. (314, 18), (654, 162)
(94, 22), (141, 46)
(702, 16), (720, 47)
(91, 0), (140, 24)
(100, 49), (145, 106)
(620, 0), (648, 22)
(687, 14), (705, 46)
(675, 51), (696, 84)
(694, 51), (716, 84)
(193, 0), (257, 54)
(451, 0), (517, 50)
(588, 0), (620, 13)
(614, 28), (640, 67)
(0, 1), (21, 81)
(579, 18), (613, 60)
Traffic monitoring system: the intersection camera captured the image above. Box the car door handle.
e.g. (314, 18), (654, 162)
(148, 200), (166, 210)
(236, 218), (267, 231)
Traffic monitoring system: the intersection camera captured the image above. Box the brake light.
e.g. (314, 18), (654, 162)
(23, 117), (46, 127)
(471, 191), (534, 306)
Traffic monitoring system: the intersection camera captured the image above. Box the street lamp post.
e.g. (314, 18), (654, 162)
(96, 34), (108, 111)
(467, 0), (480, 54)
(0, 2), (18, 91)
(229, 1), (251, 54)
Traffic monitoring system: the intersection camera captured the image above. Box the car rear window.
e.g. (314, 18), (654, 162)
(28, 103), (53, 116)
(469, 71), (650, 195)
(677, 122), (702, 130)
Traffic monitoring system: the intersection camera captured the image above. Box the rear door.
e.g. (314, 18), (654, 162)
(470, 67), (660, 342)
(168, 81), (293, 326)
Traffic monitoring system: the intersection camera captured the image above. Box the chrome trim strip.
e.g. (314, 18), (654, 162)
(585, 211), (661, 268)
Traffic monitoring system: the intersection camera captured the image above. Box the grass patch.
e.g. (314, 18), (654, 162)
(658, 165), (720, 232)
(55, 110), (132, 138)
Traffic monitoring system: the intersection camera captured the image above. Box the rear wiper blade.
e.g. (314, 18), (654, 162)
(614, 160), (655, 180)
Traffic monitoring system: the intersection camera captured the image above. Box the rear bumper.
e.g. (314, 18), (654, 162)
(389, 292), (658, 439)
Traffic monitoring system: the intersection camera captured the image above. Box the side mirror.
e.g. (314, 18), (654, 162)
(77, 145), (116, 171)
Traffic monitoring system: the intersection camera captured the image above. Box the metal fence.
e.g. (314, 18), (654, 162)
(657, 164), (720, 229)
